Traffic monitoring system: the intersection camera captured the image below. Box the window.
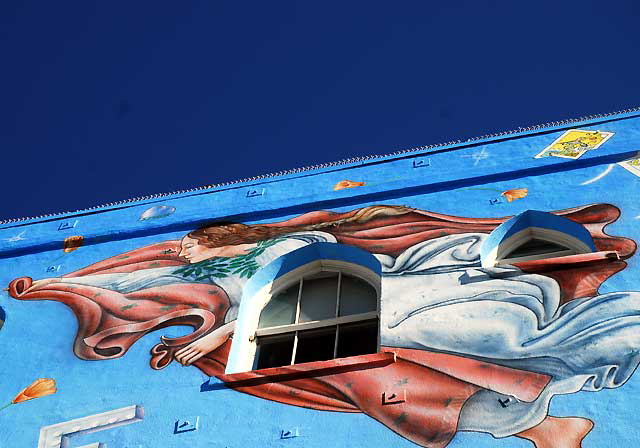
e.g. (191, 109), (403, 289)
(480, 210), (596, 267)
(497, 236), (577, 264)
(224, 242), (382, 374)
(254, 271), (379, 370)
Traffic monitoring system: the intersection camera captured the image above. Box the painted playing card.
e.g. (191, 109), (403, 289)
(618, 156), (640, 178)
(534, 129), (614, 159)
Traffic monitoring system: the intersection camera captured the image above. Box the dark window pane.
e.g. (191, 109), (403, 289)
(505, 238), (571, 259)
(258, 283), (299, 329)
(336, 320), (378, 358)
(299, 274), (338, 323)
(256, 333), (295, 369)
(339, 275), (377, 316)
(294, 326), (336, 364)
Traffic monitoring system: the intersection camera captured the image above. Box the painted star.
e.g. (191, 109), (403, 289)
(3, 230), (27, 242)
(462, 148), (490, 166)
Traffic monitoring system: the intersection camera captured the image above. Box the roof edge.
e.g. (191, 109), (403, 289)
(3, 106), (640, 226)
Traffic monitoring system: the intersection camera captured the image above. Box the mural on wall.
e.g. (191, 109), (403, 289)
(7, 204), (639, 448)
(534, 129), (614, 159)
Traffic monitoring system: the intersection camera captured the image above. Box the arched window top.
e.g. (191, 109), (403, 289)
(481, 210), (596, 267)
(254, 270), (379, 370)
(258, 272), (377, 329)
(226, 242), (381, 374)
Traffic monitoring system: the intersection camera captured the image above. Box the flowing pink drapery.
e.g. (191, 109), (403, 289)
(8, 203), (634, 447)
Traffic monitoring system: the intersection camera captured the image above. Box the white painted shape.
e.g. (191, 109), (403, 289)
(3, 230), (27, 242)
(580, 163), (614, 185)
(481, 246), (499, 268)
(461, 147), (490, 166)
(38, 405), (143, 448)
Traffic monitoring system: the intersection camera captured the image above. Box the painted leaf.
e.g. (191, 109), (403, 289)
(501, 188), (528, 202)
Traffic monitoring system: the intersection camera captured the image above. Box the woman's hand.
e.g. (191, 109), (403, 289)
(174, 321), (236, 366)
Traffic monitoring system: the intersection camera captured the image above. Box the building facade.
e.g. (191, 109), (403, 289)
(2, 109), (640, 447)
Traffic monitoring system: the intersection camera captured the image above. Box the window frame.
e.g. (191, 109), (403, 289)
(226, 258), (382, 374)
(225, 242), (383, 375)
(480, 210), (597, 268)
(494, 227), (591, 266)
(254, 269), (380, 369)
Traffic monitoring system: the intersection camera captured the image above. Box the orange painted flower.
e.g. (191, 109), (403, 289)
(12, 378), (57, 404)
(501, 188), (528, 202)
(63, 235), (84, 253)
(333, 180), (366, 191)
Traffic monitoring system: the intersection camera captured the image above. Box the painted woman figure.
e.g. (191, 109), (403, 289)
(8, 203), (638, 448)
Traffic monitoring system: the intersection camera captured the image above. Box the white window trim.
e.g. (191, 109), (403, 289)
(256, 311), (379, 337)
(226, 259), (381, 374)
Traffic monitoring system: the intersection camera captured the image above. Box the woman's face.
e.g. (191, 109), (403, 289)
(179, 236), (226, 263)
(179, 236), (255, 263)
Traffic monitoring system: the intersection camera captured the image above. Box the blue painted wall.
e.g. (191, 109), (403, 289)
(2, 111), (640, 447)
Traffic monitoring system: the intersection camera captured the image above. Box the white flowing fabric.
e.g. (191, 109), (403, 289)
(378, 233), (640, 437)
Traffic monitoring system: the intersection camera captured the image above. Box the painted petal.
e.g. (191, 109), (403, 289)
(333, 180), (366, 191)
(13, 378), (57, 403)
(501, 188), (528, 202)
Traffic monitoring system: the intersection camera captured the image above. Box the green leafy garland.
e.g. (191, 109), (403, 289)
(173, 237), (286, 282)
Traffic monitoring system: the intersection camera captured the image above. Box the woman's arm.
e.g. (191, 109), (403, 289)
(174, 320), (236, 366)
(26, 278), (63, 292)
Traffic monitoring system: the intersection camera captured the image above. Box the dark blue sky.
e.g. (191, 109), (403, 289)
(2, 1), (639, 221)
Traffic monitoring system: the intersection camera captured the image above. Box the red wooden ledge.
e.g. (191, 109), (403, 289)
(512, 250), (619, 273)
(219, 352), (396, 388)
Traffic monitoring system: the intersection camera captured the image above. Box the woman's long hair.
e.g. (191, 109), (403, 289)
(187, 205), (413, 248)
